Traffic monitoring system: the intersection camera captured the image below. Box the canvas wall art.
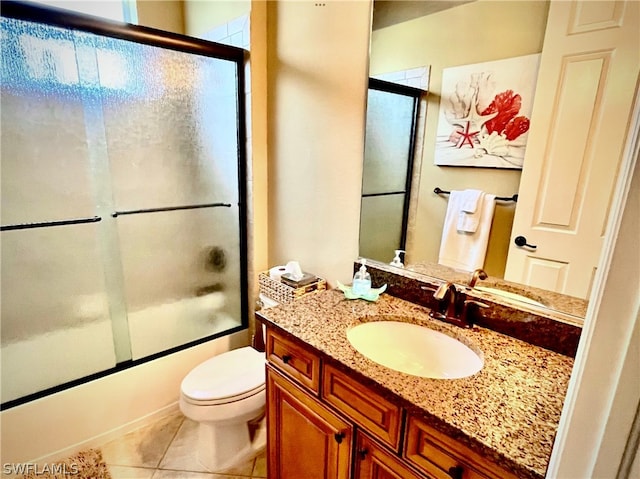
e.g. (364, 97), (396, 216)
(434, 53), (541, 169)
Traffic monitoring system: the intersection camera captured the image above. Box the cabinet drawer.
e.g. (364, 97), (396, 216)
(404, 415), (519, 479)
(322, 363), (402, 450)
(266, 327), (321, 394)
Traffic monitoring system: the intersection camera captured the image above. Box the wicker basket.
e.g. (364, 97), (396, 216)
(259, 271), (327, 304)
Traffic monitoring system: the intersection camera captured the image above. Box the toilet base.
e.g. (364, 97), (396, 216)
(196, 416), (266, 472)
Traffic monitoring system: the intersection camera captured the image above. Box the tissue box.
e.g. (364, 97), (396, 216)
(280, 272), (318, 288)
(259, 271), (327, 304)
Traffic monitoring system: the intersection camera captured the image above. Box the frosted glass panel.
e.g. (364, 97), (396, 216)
(0, 12), (245, 406)
(88, 34), (241, 210)
(0, 18), (95, 225)
(0, 224), (116, 403)
(359, 194), (405, 263)
(117, 207), (242, 359)
(362, 89), (415, 195)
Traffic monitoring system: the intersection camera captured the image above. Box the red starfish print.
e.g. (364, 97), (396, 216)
(456, 122), (479, 149)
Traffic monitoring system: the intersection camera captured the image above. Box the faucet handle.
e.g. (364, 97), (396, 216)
(420, 285), (437, 293)
(460, 299), (490, 327)
(464, 299), (490, 308)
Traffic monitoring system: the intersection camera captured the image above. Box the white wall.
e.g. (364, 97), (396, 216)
(266, 0), (372, 285)
(0, 331), (248, 464)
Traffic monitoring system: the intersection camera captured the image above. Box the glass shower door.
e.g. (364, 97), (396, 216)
(91, 32), (245, 360)
(0, 6), (247, 407)
(0, 18), (117, 403)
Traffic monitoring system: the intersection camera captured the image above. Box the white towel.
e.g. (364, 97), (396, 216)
(461, 189), (483, 213)
(438, 191), (496, 272)
(457, 190), (486, 233)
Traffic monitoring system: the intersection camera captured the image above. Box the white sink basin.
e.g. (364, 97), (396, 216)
(347, 321), (483, 379)
(475, 286), (546, 307)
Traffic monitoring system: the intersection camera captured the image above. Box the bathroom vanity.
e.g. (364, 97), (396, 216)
(256, 287), (576, 479)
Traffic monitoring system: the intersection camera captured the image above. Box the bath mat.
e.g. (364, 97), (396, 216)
(19, 449), (112, 479)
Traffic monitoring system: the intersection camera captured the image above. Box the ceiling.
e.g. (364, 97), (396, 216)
(372, 0), (475, 30)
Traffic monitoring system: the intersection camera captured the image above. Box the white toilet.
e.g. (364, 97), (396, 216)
(179, 345), (267, 472)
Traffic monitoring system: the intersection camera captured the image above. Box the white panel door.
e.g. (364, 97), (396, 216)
(504, 0), (640, 299)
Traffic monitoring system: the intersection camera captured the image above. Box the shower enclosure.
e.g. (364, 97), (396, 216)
(0, 2), (248, 408)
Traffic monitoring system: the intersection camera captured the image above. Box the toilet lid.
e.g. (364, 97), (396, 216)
(181, 346), (265, 402)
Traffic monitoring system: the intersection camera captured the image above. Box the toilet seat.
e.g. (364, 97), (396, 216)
(182, 383), (265, 406)
(181, 346), (265, 405)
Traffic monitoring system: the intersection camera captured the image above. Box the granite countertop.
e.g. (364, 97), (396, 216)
(257, 289), (575, 479)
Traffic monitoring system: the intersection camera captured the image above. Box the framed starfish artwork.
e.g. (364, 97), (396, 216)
(434, 53), (541, 169)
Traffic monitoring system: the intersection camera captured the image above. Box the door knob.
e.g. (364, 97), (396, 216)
(514, 235), (537, 249)
(448, 466), (464, 479)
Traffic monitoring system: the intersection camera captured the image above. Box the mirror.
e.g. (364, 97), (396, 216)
(361, 0), (591, 319)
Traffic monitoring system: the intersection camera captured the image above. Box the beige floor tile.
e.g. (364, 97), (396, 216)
(100, 411), (268, 478)
(108, 465), (156, 479)
(160, 418), (259, 477)
(217, 456), (255, 477)
(152, 470), (244, 479)
(158, 418), (206, 473)
(1, 470), (22, 479)
(101, 412), (184, 468)
(251, 451), (266, 478)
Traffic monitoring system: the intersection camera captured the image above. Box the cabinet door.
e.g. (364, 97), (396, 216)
(267, 365), (352, 479)
(354, 432), (424, 479)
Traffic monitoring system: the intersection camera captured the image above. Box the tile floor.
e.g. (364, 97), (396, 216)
(101, 411), (266, 479)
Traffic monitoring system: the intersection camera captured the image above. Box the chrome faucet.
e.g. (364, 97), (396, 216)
(430, 281), (489, 328)
(468, 268), (488, 288)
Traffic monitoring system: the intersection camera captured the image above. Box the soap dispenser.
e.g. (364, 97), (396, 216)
(390, 250), (405, 268)
(352, 258), (372, 296)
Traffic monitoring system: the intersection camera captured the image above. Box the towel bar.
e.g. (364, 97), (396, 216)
(433, 187), (518, 202)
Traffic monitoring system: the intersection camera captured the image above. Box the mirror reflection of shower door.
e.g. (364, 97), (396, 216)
(359, 79), (422, 264)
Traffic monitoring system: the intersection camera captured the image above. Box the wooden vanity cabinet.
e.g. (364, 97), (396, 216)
(265, 326), (525, 479)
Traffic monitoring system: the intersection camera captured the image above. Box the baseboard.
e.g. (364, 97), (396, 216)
(31, 402), (180, 464)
